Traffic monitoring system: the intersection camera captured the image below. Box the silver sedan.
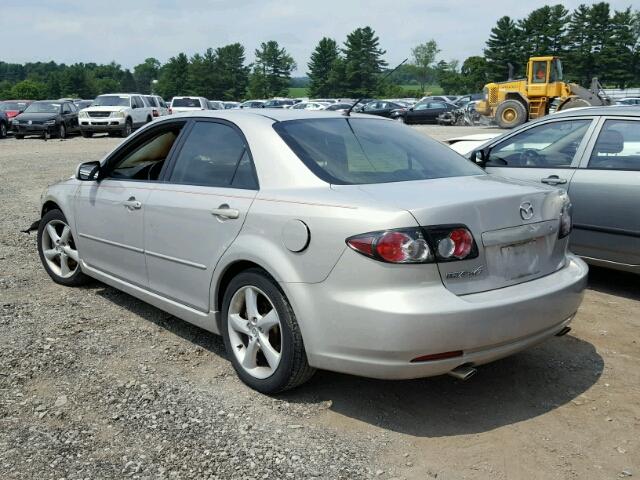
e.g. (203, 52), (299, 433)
(36, 109), (587, 393)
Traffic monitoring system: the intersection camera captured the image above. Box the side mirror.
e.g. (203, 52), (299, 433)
(470, 148), (488, 168)
(76, 161), (100, 181)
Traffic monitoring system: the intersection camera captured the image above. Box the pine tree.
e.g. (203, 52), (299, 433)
(484, 16), (523, 81)
(214, 43), (249, 100)
(248, 41), (295, 98)
(342, 27), (387, 97)
(157, 53), (190, 99)
(518, 5), (568, 59)
(307, 37), (341, 98)
(600, 8), (637, 88)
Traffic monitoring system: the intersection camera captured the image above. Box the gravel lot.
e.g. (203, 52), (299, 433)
(1, 127), (638, 480)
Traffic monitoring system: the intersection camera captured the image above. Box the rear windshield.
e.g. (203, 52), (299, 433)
(172, 98), (201, 107)
(273, 118), (483, 185)
(94, 95), (130, 107)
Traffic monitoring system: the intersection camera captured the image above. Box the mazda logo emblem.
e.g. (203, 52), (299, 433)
(520, 202), (534, 220)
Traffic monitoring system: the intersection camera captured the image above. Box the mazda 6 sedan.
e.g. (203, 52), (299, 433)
(35, 109), (588, 393)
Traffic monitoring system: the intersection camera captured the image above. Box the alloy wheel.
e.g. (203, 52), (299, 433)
(41, 219), (79, 278)
(227, 286), (282, 379)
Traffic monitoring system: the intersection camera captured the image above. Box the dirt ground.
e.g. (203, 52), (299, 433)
(0, 127), (638, 480)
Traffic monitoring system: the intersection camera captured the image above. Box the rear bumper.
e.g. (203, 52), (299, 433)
(284, 254), (588, 379)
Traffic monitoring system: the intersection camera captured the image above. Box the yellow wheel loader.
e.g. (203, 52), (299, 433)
(475, 56), (611, 129)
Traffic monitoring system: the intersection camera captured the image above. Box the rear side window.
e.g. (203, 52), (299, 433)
(588, 120), (640, 171)
(169, 121), (258, 189)
(274, 118), (482, 185)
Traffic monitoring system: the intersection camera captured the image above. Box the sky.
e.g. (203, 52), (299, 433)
(0, 0), (635, 75)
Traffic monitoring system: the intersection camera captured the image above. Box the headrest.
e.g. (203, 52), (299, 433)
(595, 130), (624, 154)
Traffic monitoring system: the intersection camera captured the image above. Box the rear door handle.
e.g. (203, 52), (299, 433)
(123, 197), (142, 210)
(541, 175), (567, 185)
(211, 204), (240, 220)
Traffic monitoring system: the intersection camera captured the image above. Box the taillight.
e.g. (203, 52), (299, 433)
(347, 229), (432, 264)
(559, 201), (572, 239)
(346, 225), (478, 264)
(168, 108), (172, 114)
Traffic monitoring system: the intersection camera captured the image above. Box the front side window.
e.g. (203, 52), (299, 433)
(487, 119), (591, 168)
(588, 120), (640, 171)
(169, 121), (258, 189)
(107, 123), (185, 181)
(274, 118), (482, 185)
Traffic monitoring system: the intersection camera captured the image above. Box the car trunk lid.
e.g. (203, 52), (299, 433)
(352, 175), (569, 295)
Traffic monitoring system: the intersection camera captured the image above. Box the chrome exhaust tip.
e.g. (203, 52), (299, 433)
(555, 326), (572, 337)
(448, 364), (477, 381)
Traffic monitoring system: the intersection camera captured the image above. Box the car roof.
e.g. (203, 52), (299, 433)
(159, 108), (384, 123)
(551, 105), (640, 118)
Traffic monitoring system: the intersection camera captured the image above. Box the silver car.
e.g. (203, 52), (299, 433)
(471, 106), (640, 274)
(35, 110), (587, 393)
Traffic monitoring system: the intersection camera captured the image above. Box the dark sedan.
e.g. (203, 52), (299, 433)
(261, 99), (296, 109)
(359, 100), (408, 118)
(12, 100), (80, 139)
(390, 100), (457, 124)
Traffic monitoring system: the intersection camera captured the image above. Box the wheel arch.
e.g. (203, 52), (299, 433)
(503, 92), (529, 107)
(41, 200), (62, 217)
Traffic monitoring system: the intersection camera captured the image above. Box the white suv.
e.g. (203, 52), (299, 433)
(79, 93), (154, 137)
(169, 96), (210, 113)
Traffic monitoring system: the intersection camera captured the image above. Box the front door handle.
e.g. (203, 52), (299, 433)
(123, 197), (142, 210)
(541, 175), (567, 185)
(211, 204), (240, 220)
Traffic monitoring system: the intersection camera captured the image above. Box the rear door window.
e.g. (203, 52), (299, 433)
(588, 119), (640, 171)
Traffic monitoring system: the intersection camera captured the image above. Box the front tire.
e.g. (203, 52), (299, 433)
(496, 100), (527, 129)
(120, 119), (132, 137)
(37, 209), (89, 287)
(0, 122), (7, 138)
(221, 269), (315, 394)
(58, 123), (67, 139)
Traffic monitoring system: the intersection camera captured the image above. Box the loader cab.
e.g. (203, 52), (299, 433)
(527, 57), (565, 98)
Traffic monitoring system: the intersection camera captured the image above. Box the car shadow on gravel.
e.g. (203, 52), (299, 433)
(282, 335), (603, 437)
(91, 284), (603, 438)
(586, 266), (640, 301)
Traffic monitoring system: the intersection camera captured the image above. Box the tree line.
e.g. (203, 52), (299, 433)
(0, 2), (638, 101)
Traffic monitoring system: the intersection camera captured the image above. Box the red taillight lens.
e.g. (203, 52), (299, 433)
(437, 228), (473, 259)
(168, 108), (172, 114)
(347, 229), (431, 264)
(347, 225), (478, 264)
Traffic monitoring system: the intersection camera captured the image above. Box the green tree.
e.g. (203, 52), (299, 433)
(120, 69), (137, 92)
(248, 41), (296, 98)
(156, 53), (190, 99)
(10, 79), (47, 99)
(342, 27), (387, 97)
(307, 37), (341, 97)
(600, 8), (637, 88)
(518, 5), (569, 60)
(435, 60), (466, 94)
(187, 50), (218, 98)
(411, 40), (440, 93)
(460, 56), (489, 92)
(214, 43), (250, 100)
(484, 16), (523, 81)
(58, 64), (96, 98)
(133, 58), (160, 94)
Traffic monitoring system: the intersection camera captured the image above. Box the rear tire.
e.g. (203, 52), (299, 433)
(37, 209), (90, 287)
(496, 100), (527, 129)
(221, 268), (315, 394)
